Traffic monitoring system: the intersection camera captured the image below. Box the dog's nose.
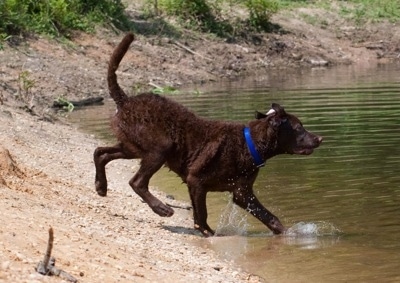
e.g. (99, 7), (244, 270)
(317, 136), (323, 144)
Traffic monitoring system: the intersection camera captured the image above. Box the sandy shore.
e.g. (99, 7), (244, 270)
(0, 105), (263, 282)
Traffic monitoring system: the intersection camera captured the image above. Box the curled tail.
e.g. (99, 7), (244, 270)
(108, 33), (135, 108)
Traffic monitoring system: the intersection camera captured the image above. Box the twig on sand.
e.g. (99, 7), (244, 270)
(36, 227), (78, 283)
(166, 202), (192, 210)
(172, 40), (213, 62)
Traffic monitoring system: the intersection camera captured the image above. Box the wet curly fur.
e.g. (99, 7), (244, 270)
(94, 33), (322, 236)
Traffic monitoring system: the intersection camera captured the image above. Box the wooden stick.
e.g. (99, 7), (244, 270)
(166, 202), (192, 210)
(43, 227), (54, 270)
(173, 40), (213, 61)
(36, 227), (54, 275)
(36, 227), (78, 282)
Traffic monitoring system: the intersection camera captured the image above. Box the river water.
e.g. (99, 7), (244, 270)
(69, 62), (400, 282)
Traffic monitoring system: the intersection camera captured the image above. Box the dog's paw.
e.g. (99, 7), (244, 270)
(151, 202), (174, 217)
(270, 220), (286, 235)
(194, 224), (215, 237)
(95, 181), (107, 197)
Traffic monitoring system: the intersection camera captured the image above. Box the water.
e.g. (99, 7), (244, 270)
(69, 62), (400, 282)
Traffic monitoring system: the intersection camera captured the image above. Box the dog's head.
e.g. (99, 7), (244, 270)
(256, 103), (322, 155)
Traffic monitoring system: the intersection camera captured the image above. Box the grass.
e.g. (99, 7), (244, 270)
(0, 0), (131, 38)
(340, 0), (400, 23)
(279, 0), (400, 23)
(0, 0), (398, 43)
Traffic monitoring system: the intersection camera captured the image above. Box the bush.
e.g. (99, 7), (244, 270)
(0, 0), (130, 37)
(147, 0), (279, 34)
(156, 0), (219, 32)
(0, 0), (29, 35)
(245, 0), (279, 30)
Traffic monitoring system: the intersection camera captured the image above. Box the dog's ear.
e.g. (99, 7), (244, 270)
(268, 103), (287, 128)
(271, 103), (285, 115)
(255, 104), (281, 119)
(256, 103), (286, 126)
(255, 111), (267, 119)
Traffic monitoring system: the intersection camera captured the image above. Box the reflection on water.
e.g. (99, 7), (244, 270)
(69, 62), (400, 282)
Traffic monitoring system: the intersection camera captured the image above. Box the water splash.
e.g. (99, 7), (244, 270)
(285, 221), (341, 237)
(215, 200), (249, 236)
(282, 221), (342, 249)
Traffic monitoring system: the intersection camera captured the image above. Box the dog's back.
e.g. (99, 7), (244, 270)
(112, 91), (245, 182)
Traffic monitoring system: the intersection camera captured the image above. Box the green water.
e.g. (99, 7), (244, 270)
(70, 63), (400, 282)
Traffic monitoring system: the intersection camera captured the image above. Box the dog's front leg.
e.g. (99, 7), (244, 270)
(187, 178), (214, 237)
(232, 187), (285, 234)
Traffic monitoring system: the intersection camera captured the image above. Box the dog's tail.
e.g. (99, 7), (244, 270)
(108, 33), (134, 108)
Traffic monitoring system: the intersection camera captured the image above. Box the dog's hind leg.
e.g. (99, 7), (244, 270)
(232, 187), (285, 234)
(94, 143), (134, 196)
(129, 154), (174, 217)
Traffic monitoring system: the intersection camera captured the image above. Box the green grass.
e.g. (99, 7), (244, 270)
(0, 0), (131, 38)
(341, 0), (400, 23)
(0, 0), (398, 42)
(279, 0), (400, 23)
(144, 0), (281, 34)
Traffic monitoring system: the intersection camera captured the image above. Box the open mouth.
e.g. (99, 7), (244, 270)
(290, 136), (322, 155)
(293, 148), (315, 155)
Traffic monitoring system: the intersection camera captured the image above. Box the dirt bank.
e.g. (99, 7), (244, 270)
(0, 5), (399, 283)
(1, 6), (399, 116)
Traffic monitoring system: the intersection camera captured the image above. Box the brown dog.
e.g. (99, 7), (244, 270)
(94, 33), (322, 236)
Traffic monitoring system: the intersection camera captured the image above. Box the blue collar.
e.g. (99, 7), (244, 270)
(243, 127), (265, 167)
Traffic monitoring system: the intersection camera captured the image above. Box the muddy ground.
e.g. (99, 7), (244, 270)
(0, 5), (399, 283)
